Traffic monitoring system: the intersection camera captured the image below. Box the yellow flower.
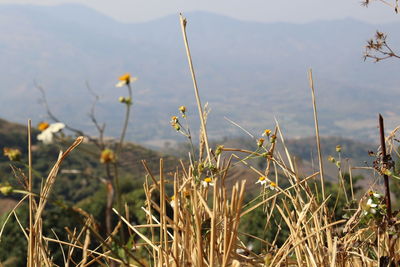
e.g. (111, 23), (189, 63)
(336, 145), (342, 153)
(171, 116), (178, 124)
(179, 106), (186, 114)
(257, 138), (265, 147)
(202, 177), (214, 187)
(3, 148), (21, 161)
(0, 184), (13, 196)
(328, 156), (336, 163)
(170, 116), (180, 131)
(116, 73), (138, 87)
(37, 122), (50, 131)
(100, 149), (116, 164)
(119, 73), (130, 81)
(204, 177), (212, 183)
(262, 129), (272, 137)
(268, 182), (278, 191)
(256, 176), (267, 185)
(368, 190), (381, 198)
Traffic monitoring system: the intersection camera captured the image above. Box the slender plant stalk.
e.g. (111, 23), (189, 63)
(179, 14), (212, 165)
(308, 69), (326, 200)
(172, 173), (179, 266)
(308, 69), (333, 260)
(183, 116), (197, 164)
(159, 159), (165, 266)
(117, 83), (132, 154)
(210, 178), (217, 266)
(379, 114), (392, 219)
(115, 82), (133, 240)
(113, 163), (123, 222)
(105, 163), (114, 236)
(28, 119), (34, 267)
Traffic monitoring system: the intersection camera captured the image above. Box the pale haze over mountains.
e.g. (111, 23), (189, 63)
(1, 4), (400, 147)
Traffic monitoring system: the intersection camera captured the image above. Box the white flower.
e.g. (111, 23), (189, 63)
(256, 176), (267, 186)
(115, 73), (138, 87)
(365, 198), (378, 214)
(37, 122), (65, 144)
(202, 177), (214, 187)
(366, 198), (377, 207)
(169, 195), (176, 208)
(368, 190), (382, 199)
(267, 182), (278, 191)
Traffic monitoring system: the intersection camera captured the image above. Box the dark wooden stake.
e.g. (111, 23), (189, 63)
(379, 114), (392, 219)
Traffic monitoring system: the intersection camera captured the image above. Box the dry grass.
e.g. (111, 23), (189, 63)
(14, 116), (400, 266)
(1, 13), (400, 267)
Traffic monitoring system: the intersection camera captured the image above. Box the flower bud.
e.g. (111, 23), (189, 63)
(100, 149), (116, 164)
(262, 129), (271, 137)
(124, 97), (133, 105)
(179, 106), (186, 114)
(215, 145), (224, 156)
(3, 148), (21, 161)
(0, 184), (13, 195)
(382, 168), (392, 176)
(335, 161), (341, 168)
(257, 138), (265, 147)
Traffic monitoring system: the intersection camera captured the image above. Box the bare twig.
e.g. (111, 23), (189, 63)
(379, 114), (392, 219)
(86, 81), (106, 149)
(364, 31), (400, 62)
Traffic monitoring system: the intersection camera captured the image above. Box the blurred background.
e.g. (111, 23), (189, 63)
(0, 0), (399, 147)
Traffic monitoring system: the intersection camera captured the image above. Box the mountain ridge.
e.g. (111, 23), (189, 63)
(0, 4), (399, 147)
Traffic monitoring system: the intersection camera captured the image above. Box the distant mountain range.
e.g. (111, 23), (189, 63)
(1, 4), (399, 147)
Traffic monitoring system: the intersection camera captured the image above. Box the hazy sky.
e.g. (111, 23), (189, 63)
(0, 0), (399, 24)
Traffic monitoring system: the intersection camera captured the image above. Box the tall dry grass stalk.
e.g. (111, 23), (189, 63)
(179, 14), (212, 165)
(25, 134), (84, 266)
(28, 120), (34, 267)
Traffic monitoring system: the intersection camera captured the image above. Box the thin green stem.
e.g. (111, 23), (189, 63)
(115, 82), (133, 245)
(183, 116), (196, 164)
(117, 83), (132, 155)
(105, 162), (114, 236)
